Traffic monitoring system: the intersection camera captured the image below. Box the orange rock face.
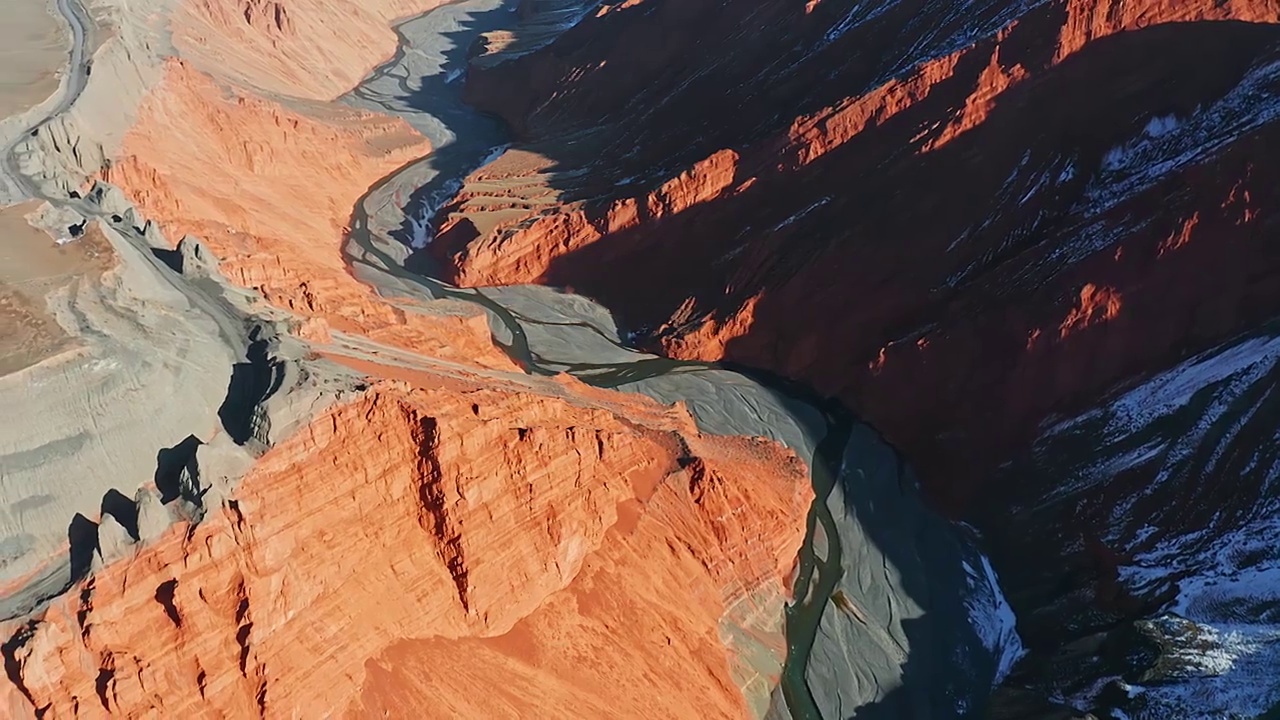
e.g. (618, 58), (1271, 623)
(2, 1), (826, 716)
(1054, 0), (1280, 60)
(438, 149), (742, 287)
(173, 0), (450, 101)
(103, 59), (512, 369)
(1057, 283), (1123, 339)
(0, 381), (810, 718)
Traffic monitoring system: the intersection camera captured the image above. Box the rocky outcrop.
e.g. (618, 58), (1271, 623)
(435, 148), (742, 287)
(0, 380), (811, 718)
(1, 0), (826, 717)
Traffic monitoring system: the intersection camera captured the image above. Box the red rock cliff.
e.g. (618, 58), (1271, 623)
(440, 0), (1280, 516)
(0, 379), (810, 718)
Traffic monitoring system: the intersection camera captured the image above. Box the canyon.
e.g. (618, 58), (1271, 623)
(0, 0), (1274, 718)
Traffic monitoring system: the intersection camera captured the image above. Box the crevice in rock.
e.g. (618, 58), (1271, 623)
(150, 246), (183, 274)
(236, 622), (254, 676)
(255, 677), (269, 716)
(153, 434), (204, 505)
(232, 578), (257, 678)
(1, 622), (40, 713)
(227, 499), (249, 547)
(154, 580), (182, 628)
(67, 514), (99, 583)
(94, 664), (114, 712)
(75, 579), (94, 633)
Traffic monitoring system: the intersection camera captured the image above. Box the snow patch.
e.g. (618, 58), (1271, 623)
(1057, 161), (1075, 183)
(1143, 114), (1180, 138)
(405, 143), (511, 249)
(963, 552), (1025, 683)
(1046, 333), (1280, 441)
(1108, 492), (1280, 716)
(770, 196), (831, 231)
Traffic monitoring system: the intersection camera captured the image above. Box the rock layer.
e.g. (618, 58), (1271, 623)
(0, 380), (810, 718)
(1, 1), (818, 716)
(440, 0), (1280, 523)
(102, 59), (512, 368)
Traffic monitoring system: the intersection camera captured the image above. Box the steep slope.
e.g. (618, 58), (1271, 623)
(172, 0), (452, 101)
(429, 0), (1280, 713)
(438, 0), (1280, 507)
(99, 59), (511, 367)
(0, 381), (811, 718)
(985, 326), (1280, 716)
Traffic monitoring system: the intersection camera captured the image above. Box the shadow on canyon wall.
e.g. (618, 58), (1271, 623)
(989, 323), (1280, 644)
(430, 1), (1280, 713)
(0, 320), (279, 623)
(528, 17), (1280, 512)
(725, 365), (1006, 718)
(217, 327), (286, 446)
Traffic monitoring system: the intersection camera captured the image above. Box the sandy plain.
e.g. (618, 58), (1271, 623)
(0, 0), (68, 119)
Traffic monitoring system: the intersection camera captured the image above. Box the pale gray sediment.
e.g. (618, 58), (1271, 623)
(0, 178), (358, 621)
(0, 0), (91, 205)
(5, 0), (174, 203)
(0, 0), (361, 620)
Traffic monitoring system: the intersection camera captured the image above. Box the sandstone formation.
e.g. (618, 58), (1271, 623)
(443, 3), (1280, 489)
(99, 59), (511, 368)
(11, 0), (1272, 714)
(438, 0), (1280, 519)
(0, 379), (811, 718)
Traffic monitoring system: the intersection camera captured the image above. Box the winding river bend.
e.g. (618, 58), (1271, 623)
(340, 2), (1023, 717)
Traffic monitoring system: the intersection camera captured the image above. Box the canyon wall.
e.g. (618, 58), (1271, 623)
(99, 58), (512, 367)
(438, 0), (1280, 554)
(443, 0), (1280, 510)
(1, 381), (811, 718)
(433, 0), (1280, 712)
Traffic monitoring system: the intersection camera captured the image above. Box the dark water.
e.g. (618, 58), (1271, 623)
(780, 410), (851, 719)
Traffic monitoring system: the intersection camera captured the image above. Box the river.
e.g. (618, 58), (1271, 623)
(338, 2), (1023, 717)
